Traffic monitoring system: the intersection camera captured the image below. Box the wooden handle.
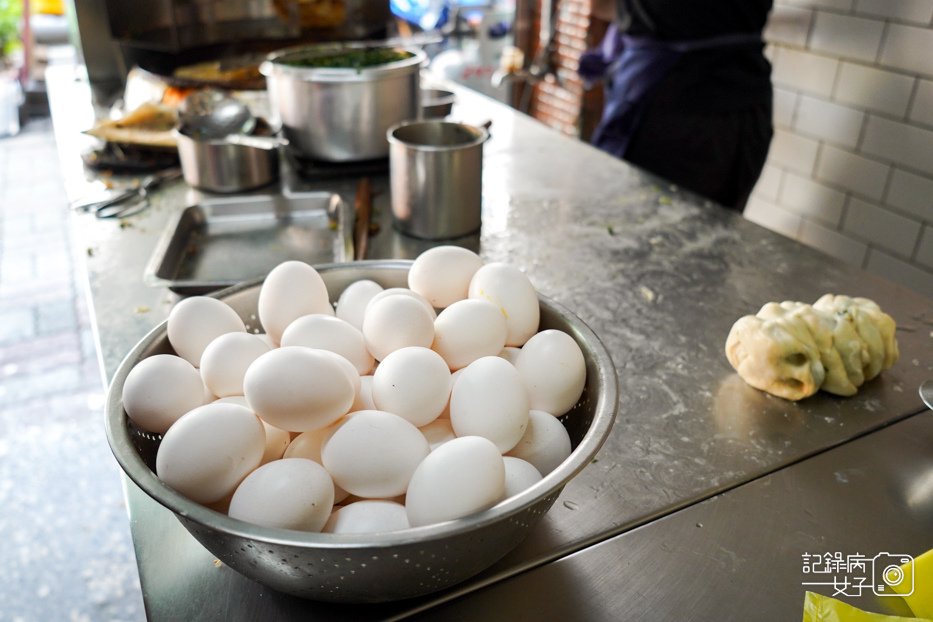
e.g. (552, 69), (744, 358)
(353, 177), (372, 261)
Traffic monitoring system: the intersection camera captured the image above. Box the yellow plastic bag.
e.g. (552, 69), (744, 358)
(802, 592), (931, 622)
(889, 549), (933, 620)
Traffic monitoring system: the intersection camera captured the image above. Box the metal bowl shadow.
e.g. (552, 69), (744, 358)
(104, 259), (618, 604)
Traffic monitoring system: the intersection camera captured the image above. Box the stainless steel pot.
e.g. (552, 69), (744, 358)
(261, 44), (427, 162)
(174, 127), (280, 193)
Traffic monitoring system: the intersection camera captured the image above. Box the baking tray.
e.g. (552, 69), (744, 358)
(145, 192), (353, 295)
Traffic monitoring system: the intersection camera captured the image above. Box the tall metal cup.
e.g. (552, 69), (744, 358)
(387, 120), (489, 240)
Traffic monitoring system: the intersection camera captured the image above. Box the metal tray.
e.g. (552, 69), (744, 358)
(145, 192), (352, 295)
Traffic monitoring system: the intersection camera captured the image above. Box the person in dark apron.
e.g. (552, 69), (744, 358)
(585, 0), (774, 211)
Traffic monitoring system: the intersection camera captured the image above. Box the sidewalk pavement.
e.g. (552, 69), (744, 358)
(0, 117), (145, 622)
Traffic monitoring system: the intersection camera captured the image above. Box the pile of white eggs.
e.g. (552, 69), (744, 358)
(122, 246), (587, 534)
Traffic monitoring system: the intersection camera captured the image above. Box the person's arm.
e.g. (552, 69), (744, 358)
(591, 0), (617, 22)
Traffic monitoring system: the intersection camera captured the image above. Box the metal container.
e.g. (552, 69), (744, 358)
(388, 120), (488, 240)
(174, 127), (280, 193)
(144, 192), (352, 295)
(261, 44), (427, 162)
(104, 260), (618, 604)
(421, 88), (455, 119)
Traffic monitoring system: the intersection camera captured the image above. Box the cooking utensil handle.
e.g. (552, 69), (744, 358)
(223, 134), (290, 150)
(94, 169), (180, 219)
(96, 194), (146, 218)
(74, 186), (139, 213)
(354, 177), (372, 261)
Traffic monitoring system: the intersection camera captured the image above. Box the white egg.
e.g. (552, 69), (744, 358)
(338, 492), (407, 507)
(335, 279), (384, 331)
(362, 294), (435, 361)
(321, 410), (430, 499)
(259, 423), (290, 464)
(502, 456), (543, 499)
(437, 367), (465, 419)
(506, 409), (572, 476)
(199, 332), (272, 398)
(155, 402), (266, 505)
(322, 500), (410, 534)
(372, 346), (451, 427)
(202, 379), (218, 405)
(468, 262), (540, 347)
(419, 418), (456, 451)
(432, 299), (508, 371)
(408, 245), (484, 308)
(449, 356), (530, 453)
(497, 346), (522, 365)
(257, 261), (333, 345)
(317, 349), (362, 401)
(167, 296), (246, 367)
(280, 313), (374, 375)
(405, 435), (505, 528)
(256, 333), (277, 349)
(348, 374), (376, 413)
(365, 287), (437, 319)
(284, 427), (327, 463)
(228, 458), (334, 532)
(513, 329), (586, 416)
(283, 427), (350, 503)
(243, 346), (355, 432)
(122, 354), (205, 434)
(217, 395), (293, 465)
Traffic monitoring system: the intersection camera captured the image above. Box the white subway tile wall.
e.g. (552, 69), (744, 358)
(888, 168), (933, 220)
(784, 0), (853, 11)
(866, 249), (933, 295)
(909, 79), (933, 126)
(917, 227), (933, 269)
(748, 0), (933, 299)
(799, 219), (869, 264)
(745, 195), (803, 238)
(781, 171), (847, 224)
(843, 197), (922, 256)
(809, 12), (884, 62)
(834, 62), (914, 116)
(756, 164), (783, 201)
(815, 144), (890, 200)
(764, 5), (813, 46)
(853, 0), (933, 24)
(880, 24), (933, 76)
(794, 94), (865, 148)
(771, 47), (839, 96)
(773, 87), (798, 126)
(769, 128), (821, 173)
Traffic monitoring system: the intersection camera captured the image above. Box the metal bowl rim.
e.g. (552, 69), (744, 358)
(105, 259), (618, 550)
(386, 120), (489, 150)
(260, 45), (428, 81)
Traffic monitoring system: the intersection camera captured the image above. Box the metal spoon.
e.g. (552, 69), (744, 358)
(921, 380), (933, 410)
(178, 89), (256, 139)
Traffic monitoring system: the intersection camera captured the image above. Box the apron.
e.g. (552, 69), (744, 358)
(586, 27), (763, 158)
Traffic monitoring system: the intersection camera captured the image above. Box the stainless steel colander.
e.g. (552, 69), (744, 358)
(104, 260), (618, 604)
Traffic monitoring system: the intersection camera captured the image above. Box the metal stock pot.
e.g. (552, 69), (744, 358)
(261, 44), (427, 162)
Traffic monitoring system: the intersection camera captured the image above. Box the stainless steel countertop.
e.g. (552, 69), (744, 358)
(47, 64), (933, 620)
(412, 411), (933, 621)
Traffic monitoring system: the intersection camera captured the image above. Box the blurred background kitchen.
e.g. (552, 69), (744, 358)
(0, 0), (932, 620)
(11, 0), (929, 294)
